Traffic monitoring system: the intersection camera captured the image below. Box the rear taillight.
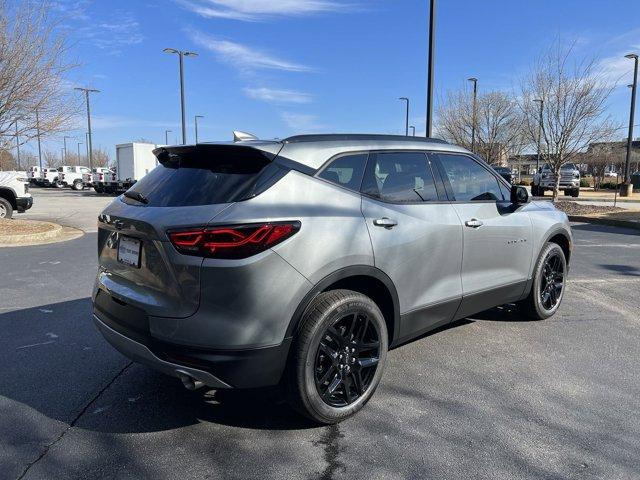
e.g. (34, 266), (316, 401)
(168, 222), (301, 259)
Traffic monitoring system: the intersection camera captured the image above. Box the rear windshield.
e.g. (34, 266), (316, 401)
(124, 146), (283, 207)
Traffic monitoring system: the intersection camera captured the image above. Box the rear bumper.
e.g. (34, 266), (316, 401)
(93, 306), (293, 389)
(16, 196), (33, 212)
(94, 314), (231, 389)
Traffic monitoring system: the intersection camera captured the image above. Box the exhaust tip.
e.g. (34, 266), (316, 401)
(177, 371), (205, 390)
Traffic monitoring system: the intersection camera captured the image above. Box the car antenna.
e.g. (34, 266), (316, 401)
(233, 131), (258, 142)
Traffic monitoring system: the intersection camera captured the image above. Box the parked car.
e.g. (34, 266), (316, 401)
(90, 168), (116, 193)
(92, 134), (572, 424)
(532, 163), (580, 197)
(58, 165), (92, 190)
(39, 167), (59, 187)
(0, 171), (33, 218)
(27, 166), (41, 185)
(494, 166), (514, 184)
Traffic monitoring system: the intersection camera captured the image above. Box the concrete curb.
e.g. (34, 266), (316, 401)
(0, 221), (63, 244)
(568, 215), (640, 231)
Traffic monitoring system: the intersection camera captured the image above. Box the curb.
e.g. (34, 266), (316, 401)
(568, 215), (640, 231)
(0, 221), (63, 244)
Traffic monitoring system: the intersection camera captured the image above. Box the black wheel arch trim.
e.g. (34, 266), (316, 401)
(519, 226), (572, 301)
(286, 265), (401, 345)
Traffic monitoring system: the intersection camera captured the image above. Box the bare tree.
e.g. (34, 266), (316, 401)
(0, 1), (79, 152)
(92, 147), (111, 168)
(0, 148), (15, 170)
(437, 89), (526, 165)
(43, 149), (60, 168)
(520, 42), (618, 200)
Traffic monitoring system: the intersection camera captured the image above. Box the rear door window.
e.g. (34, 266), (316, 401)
(361, 152), (438, 203)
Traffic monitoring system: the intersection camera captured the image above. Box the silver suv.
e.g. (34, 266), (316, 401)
(93, 134), (572, 424)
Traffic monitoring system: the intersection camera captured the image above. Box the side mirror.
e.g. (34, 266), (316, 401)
(510, 185), (529, 204)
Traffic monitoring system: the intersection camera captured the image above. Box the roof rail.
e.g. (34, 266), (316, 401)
(283, 134), (448, 144)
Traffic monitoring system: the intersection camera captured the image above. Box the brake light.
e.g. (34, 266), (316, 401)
(168, 222), (301, 259)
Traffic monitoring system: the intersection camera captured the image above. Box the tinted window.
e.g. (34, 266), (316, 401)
(437, 154), (504, 202)
(126, 148), (283, 207)
(318, 153), (367, 192)
(362, 152), (438, 203)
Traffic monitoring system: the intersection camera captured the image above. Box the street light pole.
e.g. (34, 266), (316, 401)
(164, 48), (198, 145)
(622, 53), (638, 196)
(14, 121), (21, 170)
(533, 99), (544, 172)
(75, 87), (100, 168)
(468, 77), (478, 152)
(195, 115), (204, 143)
(77, 142), (83, 163)
(398, 97), (409, 136)
(165, 129), (172, 145)
(63, 136), (71, 164)
(410, 125), (416, 136)
(425, 0), (436, 138)
(85, 132), (89, 163)
(35, 108), (43, 170)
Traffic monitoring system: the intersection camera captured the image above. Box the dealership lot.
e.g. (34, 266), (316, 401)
(2, 190), (640, 480)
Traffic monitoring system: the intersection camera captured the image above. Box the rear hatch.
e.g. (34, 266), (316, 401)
(96, 142), (283, 319)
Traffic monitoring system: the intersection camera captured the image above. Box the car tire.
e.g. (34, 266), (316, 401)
(55, 180), (64, 189)
(571, 188), (579, 198)
(0, 197), (13, 219)
(531, 185), (538, 196)
(73, 180), (84, 191)
(518, 242), (567, 320)
(287, 289), (388, 424)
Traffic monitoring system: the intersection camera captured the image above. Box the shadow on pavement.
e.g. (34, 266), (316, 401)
(570, 223), (640, 236)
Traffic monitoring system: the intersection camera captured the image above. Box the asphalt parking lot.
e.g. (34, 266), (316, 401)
(2, 189), (640, 479)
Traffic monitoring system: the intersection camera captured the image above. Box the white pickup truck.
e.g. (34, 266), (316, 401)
(40, 167), (59, 187)
(0, 171), (33, 219)
(58, 165), (93, 190)
(28, 166), (41, 185)
(83, 167), (114, 192)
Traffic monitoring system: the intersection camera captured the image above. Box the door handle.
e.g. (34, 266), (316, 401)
(465, 219), (484, 228)
(373, 217), (398, 228)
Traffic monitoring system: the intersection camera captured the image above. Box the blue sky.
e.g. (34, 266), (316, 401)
(27, 0), (640, 159)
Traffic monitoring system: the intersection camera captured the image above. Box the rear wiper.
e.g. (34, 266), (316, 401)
(123, 191), (149, 204)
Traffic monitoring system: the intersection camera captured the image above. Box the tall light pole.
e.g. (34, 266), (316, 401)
(14, 121), (21, 170)
(425, 0), (436, 138)
(75, 87), (100, 168)
(165, 129), (172, 145)
(77, 142), (83, 164)
(533, 98), (544, 172)
(85, 132), (89, 162)
(194, 115), (204, 143)
(163, 48), (198, 144)
(35, 108), (43, 170)
(410, 125), (416, 136)
(398, 97), (409, 136)
(468, 77), (478, 152)
(622, 53), (638, 196)
(63, 135), (71, 163)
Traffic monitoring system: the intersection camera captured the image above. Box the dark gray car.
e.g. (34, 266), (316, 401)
(93, 134), (572, 424)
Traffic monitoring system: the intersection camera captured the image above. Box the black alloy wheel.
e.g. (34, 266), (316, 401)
(540, 250), (564, 311)
(314, 312), (380, 407)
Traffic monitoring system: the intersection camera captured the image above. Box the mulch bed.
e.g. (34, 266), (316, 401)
(0, 218), (58, 236)
(553, 201), (624, 216)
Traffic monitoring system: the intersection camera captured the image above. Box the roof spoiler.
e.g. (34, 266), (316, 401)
(152, 144), (277, 172)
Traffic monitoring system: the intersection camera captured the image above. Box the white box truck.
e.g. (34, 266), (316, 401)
(103, 143), (159, 194)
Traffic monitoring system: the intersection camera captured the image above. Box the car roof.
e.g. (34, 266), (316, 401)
(199, 133), (471, 171)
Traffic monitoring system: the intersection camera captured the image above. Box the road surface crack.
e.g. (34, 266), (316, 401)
(15, 361), (133, 480)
